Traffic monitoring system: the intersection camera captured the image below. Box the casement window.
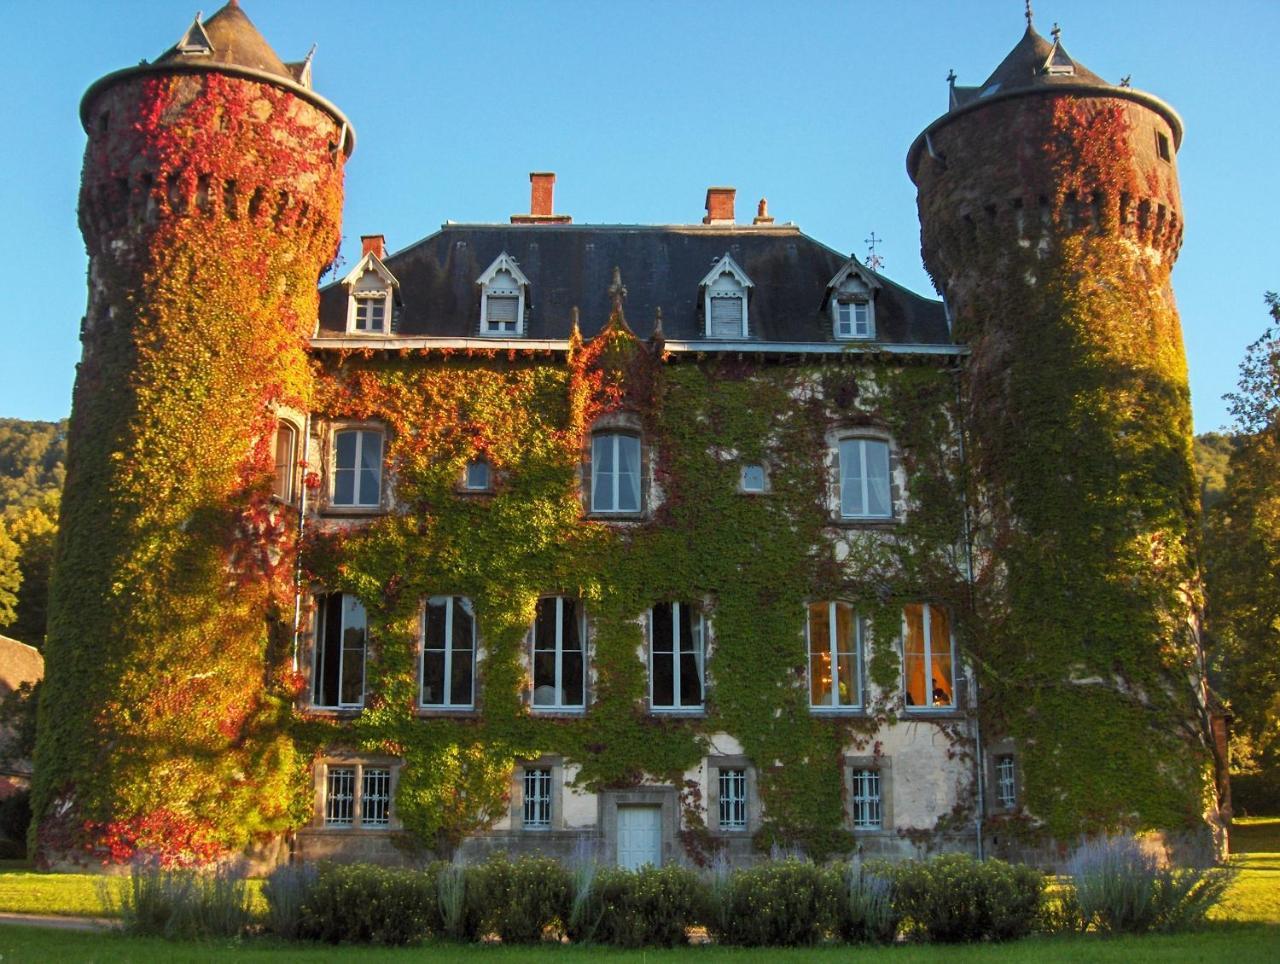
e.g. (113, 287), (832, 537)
(835, 299), (872, 339)
(463, 459), (491, 491)
(531, 597), (586, 710)
(996, 754), (1017, 808)
(700, 253), (753, 339)
(332, 428), (383, 508)
(313, 593), (367, 709)
(903, 603), (955, 710)
(343, 255), (398, 335)
(273, 420), (297, 502)
(740, 463), (767, 493)
(826, 261), (879, 341)
(477, 254), (530, 337)
(522, 767), (553, 830)
(838, 437), (892, 519)
(850, 768), (882, 830)
(650, 602), (705, 711)
(421, 596), (476, 709)
(352, 293), (388, 333)
(323, 763), (393, 828)
(591, 433), (642, 514)
(807, 601), (862, 711)
(718, 768), (748, 831)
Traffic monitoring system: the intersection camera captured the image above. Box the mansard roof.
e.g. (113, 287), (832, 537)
(316, 224), (950, 346)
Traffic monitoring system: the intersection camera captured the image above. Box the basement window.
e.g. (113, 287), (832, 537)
(322, 762), (394, 828)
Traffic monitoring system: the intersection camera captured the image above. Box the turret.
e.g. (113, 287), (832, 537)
(34, 2), (352, 864)
(909, 15), (1221, 851)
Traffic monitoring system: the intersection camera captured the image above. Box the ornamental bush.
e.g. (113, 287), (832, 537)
(835, 860), (900, 943)
(710, 858), (841, 946)
(295, 863), (436, 945)
(112, 862), (252, 939)
(892, 853), (1044, 943)
(469, 855), (571, 943)
(568, 864), (705, 947)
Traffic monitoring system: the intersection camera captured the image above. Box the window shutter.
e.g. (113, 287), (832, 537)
(487, 294), (519, 331)
(710, 295), (744, 338)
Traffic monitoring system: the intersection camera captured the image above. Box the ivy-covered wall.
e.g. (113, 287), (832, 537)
(913, 93), (1216, 842)
(298, 317), (972, 862)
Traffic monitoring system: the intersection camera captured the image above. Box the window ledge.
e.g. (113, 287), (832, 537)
(321, 506), (387, 518)
(832, 518), (898, 530)
(649, 708), (707, 718)
(902, 708), (963, 720)
(301, 706), (364, 719)
(810, 707), (868, 716)
(416, 706), (479, 718)
(305, 826), (401, 835)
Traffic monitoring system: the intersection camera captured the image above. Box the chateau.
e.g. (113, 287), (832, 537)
(34, 2), (1224, 868)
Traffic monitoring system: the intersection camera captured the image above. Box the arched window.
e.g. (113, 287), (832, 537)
(273, 421), (297, 502)
(591, 432), (641, 514)
(838, 437), (892, 519)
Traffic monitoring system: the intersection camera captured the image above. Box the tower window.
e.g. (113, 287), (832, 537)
(1155, 130), (1171, 162)
(273, 421), (297, 502)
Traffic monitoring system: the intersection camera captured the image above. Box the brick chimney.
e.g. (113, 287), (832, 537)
(703, 187), (736, 225)
(361, 234), (386, 259)
(511, 172), (573, 224)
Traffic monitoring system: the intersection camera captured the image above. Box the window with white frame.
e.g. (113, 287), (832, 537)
(332, 428), (383, 508)
(273, 420), (297, 502)
(352, 293), (388, 333)
(522, 767), (553, 829)
(323, 762), (394, 829)
(826, 261), (878, 341)
(807, 601), (862, 710)
(903, 603), (955, 710)
(740, 463), (766, 493)
(650, 602), (705, 711)
(718, 768), (748, 831)
(477, 253), (529, 337)
(421, 596), (476, 709)
(313, 593), (367, 709)
(701, 254), (753, 339)
(463, 458), (491, 491)
(838, 437), (892, 519)
(344, 258), (397, 335)
(531, 597), (585, 710)
(591, 432), (642, 514)
(835, 299), (873, 339)
(996, 754), (1017, 808)
(850, 768), (882, 829)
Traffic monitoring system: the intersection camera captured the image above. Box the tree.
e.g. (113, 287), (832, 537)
(1, 494), (57, 647)
(1205, 293), (1280, 771)
(0, 525), (18, 628)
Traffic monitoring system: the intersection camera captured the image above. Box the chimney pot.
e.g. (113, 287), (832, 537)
(753, 197), (775, 225)
(703, 187), (736, 225)
(360, 234), (386, 259)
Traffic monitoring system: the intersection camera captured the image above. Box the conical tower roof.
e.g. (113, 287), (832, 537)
(156, 2), (291, 81)
(980, 24), (1107, 93)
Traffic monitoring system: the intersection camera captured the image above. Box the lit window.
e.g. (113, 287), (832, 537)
(325, 767), (355, 826)
(807, 601), (862, 710)
(996, 754), (1017, 808)
(332, 429), (383, 508)
(531, 597), (585, 710)
(835, 300), (872, 339)
(591, 433), (641, 514)
(523, 767), (552, 829)
(463, 459), (491, 491)
(903, 603), (954, 710)
(353, 294), (388, 333)
(740, 463), (766, 493)
(273, 421), (297, 502)
(421, 596), (476, 709)
(650, 602), (705, 711)
(850, 768), (882, 829)
(322, 762), (394, 829)
(718, 769), (748, 831)
(362, 768), (392, 827)
(838, 438), (892, 519)
(313, 593), (367, 709)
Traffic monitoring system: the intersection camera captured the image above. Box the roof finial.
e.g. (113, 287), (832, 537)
(865, 232), (885, 273)
(946, 69), (957, 87)
(1051, 22), (1061, 44)
(1119, 74), (1131, 88)
(608, 266), (627, 311)
(1025, 0), (1033, 29)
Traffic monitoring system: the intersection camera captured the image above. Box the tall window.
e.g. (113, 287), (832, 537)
(313, 593), (367, 709)
(996, 755), (1017, 808)
(903, 603), (955, 710)
(531, 597), (585, 710)
(523, 767), (552, 829)
(838, 438), (892, 519)
(650, 602), (705, 711)
(325, 767), (355, 826)
(835, 300), (872, 339)
(332, 429), (383, 508)
(362, 768), (392, 827)
(353, 294), (387, 333)
(421, 596), (476, 709)
(807, 601), (862, 710)
(850, 768), (882, 829)
(718, 769), (748, 831)
(273, 421), (297, 502)
(591, 433), (641, 514)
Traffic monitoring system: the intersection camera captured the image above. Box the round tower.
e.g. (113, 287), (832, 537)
(908, 19), (1220, 846)
(34, 2), (352, 863)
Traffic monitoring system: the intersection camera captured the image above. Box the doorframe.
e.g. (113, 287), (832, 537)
(600, 787), (678, 868)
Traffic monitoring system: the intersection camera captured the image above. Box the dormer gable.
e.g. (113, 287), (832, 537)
(476, 253), (530, 337)
(826, 259), (881, 340)
(342, 251), (400, 335)
(700, 253), (753, 339)
(175, 14), (215, 56)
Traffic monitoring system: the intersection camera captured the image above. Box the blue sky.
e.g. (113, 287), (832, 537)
(1, 1), (1275, 431)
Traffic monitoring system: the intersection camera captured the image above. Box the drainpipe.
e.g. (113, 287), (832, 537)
(291, 413), (311, 674)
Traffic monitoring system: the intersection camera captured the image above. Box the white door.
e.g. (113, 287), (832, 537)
(616, 805), (662, 870)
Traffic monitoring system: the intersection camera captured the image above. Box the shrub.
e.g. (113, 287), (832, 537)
(892, 853), (1043, 943)
(0, 790), (30, 856)
(107, 862), (252, 939)
(836, 860), (899, 943)
(1065, 835), (1235, 934)
(711, 858), (840, 946)
(297, 863), (435, 945)
(262, 863), (317, 940)
(570, 865), (704, 947)
(469, 855), (571, 943)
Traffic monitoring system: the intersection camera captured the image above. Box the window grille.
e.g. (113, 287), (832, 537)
(523, 768), (552, 829)
(362, 768), (392, 827)
(997, 755), (1017, 808)
(850, 768), (881, 829)
(719, 769), (748, 831)
(325, 767), (355, 826)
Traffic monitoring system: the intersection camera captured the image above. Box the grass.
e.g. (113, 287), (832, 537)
(1213, 817), (1280, 925)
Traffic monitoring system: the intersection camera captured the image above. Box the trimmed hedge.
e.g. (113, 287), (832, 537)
(711, 859), (840, 946)
(892, 853), (1044, 943)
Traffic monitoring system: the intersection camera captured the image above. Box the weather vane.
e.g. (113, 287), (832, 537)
(864, 232), (884, 272)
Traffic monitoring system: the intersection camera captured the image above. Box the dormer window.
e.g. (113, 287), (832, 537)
(700, 254), (753, 340)
(826, 260), (880, 341)
(342, 250), (399, 336)
(353, 293), (387, 333)
(477, 253), (530, 337)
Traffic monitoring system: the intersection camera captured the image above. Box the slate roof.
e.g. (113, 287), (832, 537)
(316, 224), (950, 346)
(156, 2), (292, 81)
